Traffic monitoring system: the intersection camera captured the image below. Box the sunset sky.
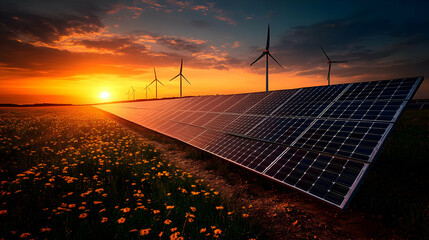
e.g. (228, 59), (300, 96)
(1, 0), (428, 104)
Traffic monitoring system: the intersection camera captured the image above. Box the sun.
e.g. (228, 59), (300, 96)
(99, 91), (110, 100)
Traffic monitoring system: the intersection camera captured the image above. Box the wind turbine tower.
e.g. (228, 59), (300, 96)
(170, 58), (191, 97)
(143, 85), (151, 99)
(148, 67), (164, 99)
(250, 25), (284, 92)
(320, 47), (348, 86)
(131, 86), (136, 100)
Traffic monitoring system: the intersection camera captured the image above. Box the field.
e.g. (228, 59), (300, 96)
(0, 107), (262, 239)
(0, 106), (427, 239)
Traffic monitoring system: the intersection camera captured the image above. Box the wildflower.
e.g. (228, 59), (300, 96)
(166, 205), (174, 210)
(117, 217), (126, 224)
(0, 210), (7, 215)
(170, 227), (178, 232)
(120, 207), (131, 213)
(200, 228), (206, 233)
(153, 210), (160, 214)
(293, 220), (298, 226)
(101, 217), (108, 223)
(215, 206), (224, 210)
(159, 231), (164, 237)
(79, 213), (88, 218)
(40, 227), (51, 232)
(242, 213), (249, 218)
(227, 211), (233, 215)
(214, 229), (222, 235)
(164, 219), (172, 225)
(68, 204), (76, 208)
(190, 207), (196, 212)
(99, 208), (106, 213)
(19, 233), (31, 238)
(139, 228), (150, 236)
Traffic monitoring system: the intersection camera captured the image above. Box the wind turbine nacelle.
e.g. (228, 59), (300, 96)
(263, 50), (269, 53)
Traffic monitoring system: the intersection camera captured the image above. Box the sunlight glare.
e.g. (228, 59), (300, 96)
(99, 91), (110, 100)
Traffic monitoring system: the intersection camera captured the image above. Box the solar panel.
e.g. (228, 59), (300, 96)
(94, 76), (423, 209)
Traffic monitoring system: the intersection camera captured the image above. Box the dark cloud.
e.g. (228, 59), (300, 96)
(0, 10), (104, 43)
(76, 37), (148, 54)
(267, 16), (429, 79)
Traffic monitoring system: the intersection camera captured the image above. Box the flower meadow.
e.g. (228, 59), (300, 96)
(0, 107), (262, 239)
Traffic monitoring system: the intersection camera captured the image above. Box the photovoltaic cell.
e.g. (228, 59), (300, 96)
(94, 76), (423, 209)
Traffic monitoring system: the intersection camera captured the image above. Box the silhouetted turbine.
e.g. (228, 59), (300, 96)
(170, 58), (191, 97)
(148, 67), (164, 99)
(250, 24), (284, 92)
(320, 47), (348, 86)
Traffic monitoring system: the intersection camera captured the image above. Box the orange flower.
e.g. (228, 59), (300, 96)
(139, 228), (151, 236)
(242, 213), (249, 218)
(120, 207), (131, 213)
(166, 205), (174, 210)
(215, 206), (224, 210)
(117, 217), (126, 224)
(190, 207), (196, 212)
(0, 210), (7, 215)
(20, 233), (31, 238)
(101, 217), (108, 223)
(79, 213), (88, 218)
(164, 219), (172, 225)
(40, 227), (51, 232)
(214, 229), (222, 235)
(153, 210), (160, 214)
(200, 228), (206, 233)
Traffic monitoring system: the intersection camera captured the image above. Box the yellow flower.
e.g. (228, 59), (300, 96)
(79, 213), (88, 218)
(117, 217), (126, 224)
(164, 219), (172, 225)
(139, 228), (151, 236)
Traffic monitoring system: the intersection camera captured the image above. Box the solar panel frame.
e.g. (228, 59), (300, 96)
(94, 76), (423, 209)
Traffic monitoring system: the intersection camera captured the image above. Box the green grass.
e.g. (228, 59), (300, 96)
(351, 109), (429, 239)
(0, 107), (263, 239)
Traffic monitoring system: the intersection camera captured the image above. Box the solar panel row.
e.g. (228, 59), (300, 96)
(94, 76), (423, 208)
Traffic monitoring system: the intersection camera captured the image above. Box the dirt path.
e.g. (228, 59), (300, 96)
(100, 108), (400, 239)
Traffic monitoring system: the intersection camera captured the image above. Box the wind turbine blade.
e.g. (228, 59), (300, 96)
(157, 80), (165, 86)
(266, 24), (270, 50)
(154, 67), (157, 79)
(170, 74), (180, 81)
(182, 74), (191, 85)
(148, 79), (156, 86)
(331, 61), (348, 63)
(250, 52), (266, 66)
(268, 53), (284, 69)
(320, 47), (331, 61)
(180, 58), (183, 74)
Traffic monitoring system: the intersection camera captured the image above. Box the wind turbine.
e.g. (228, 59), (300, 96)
(320, 47), (348, 86)
(131, 85), (136, 100)
(143, 84), (151, 99)
(125, 89), (131, 100)
(148, 67), (164, 99)
(170, 58), (191, 97)
(250, 24), (284, 92)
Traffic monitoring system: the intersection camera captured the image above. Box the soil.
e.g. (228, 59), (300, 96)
(100, 108), (401, 240)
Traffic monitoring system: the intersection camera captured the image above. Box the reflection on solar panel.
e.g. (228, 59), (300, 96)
(94, 76), (423, 209)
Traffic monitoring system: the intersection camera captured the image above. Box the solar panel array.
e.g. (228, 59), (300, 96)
(94, 76), (423, 209)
